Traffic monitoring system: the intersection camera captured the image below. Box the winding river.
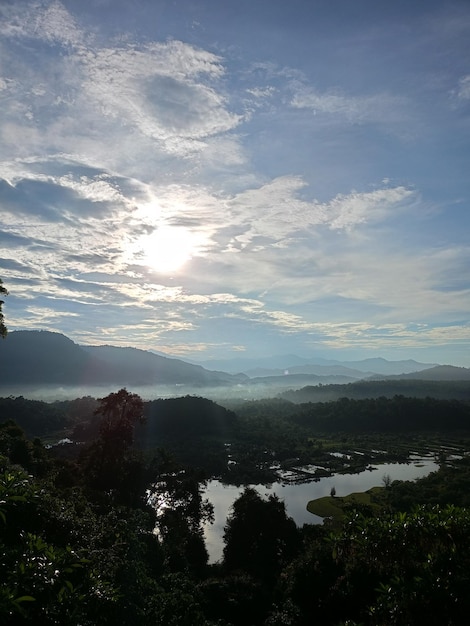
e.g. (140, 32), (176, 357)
(202, 457), (439, 563)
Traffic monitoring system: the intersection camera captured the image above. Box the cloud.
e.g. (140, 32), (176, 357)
(326, 186), (415, 231)
(222, 178), (415, 250)
(246, 86), (276, 100)
(0, 257), (31, 273)
(311, 321), (470, 352)
(80, 41), (242, 154)
(454, 75), (470, 101)
(0, 4), (243, 171)
(0, 151), (455, 355)
(0, 229), (41, 250)
(0, 0), (84, 46)
(0, 177), (107, 223)
(290, 85), (409, 129)
(1, 1), (468, 364)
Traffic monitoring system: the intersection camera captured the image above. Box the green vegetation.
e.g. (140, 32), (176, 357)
(330, 505), (470, 625)
(0, 390), (213, 625)
(307, 487), (383, 519)
(4, 391), (470, 483)
(2, 389), (470, 624)
(0, 278), (7, 339)
(291, 395), (470, 432)
(0, 397), (70, 438)
(281, 378), (470, 402)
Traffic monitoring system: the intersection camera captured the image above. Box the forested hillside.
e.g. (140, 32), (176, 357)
(281, 378), (470, 402)
(0, 331), (243, 387)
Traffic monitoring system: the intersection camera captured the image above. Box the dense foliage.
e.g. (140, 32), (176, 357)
(0, 397), (69, 438)
(281, 379), (470, 402)
(292, 395), (470, 432)
(2, 390), (470, 624)
(0, 278), (7, 339)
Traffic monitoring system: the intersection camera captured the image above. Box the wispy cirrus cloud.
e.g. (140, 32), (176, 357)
(1, 0), (469, 365)
(80, 41), (243, 155)
(454, 74), (470, 101)
(0, 0), (83, 44)
(290, 84), (410, 130)
(0, 4), (244, 171)
(223, 178), (415, 247)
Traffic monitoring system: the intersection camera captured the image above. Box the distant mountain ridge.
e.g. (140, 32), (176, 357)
(373, 365), (470, 382)
(82, 344), (244, 385)
(193, 354), (438, 377)
(1, 331), (466, 396)
(0, 330), (245, 387)
(245, 364), (374, 379)
(1, 331), (106, 385)
(281, 377), (470, 403)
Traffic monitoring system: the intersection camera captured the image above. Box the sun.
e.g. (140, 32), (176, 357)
(137, 226), (195, 273)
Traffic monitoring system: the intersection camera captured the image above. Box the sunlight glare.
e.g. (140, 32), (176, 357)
(138, 226), (194, 273)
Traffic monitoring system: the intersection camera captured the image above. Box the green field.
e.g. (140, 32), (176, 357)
(307, 486), (384, 519)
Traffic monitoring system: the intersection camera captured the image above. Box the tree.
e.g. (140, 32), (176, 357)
(382, 473), (392, 489)
(82, 389), (146, 503)
(96, 388), (145, 450)
(281, 525), (343, 625)
(223, 488), (300, 584)
(148, 451), (213, 576)
(0, 278), (8, 338)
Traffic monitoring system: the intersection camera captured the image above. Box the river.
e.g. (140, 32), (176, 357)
(202, 457), (439, 563)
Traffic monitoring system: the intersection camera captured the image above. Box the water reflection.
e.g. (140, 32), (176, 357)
(203, 459), (439, 563)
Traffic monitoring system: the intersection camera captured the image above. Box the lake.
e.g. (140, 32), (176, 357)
(202, 457), (439, 563)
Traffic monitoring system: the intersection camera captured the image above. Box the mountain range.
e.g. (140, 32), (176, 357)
(1, 331), (469, 394)
(0, 330), (243, 387)
(190, 354), (439, 376)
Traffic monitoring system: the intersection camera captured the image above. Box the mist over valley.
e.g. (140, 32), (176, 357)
(2, 329), (469, 403)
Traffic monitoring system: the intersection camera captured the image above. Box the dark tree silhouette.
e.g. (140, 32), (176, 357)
(96, 388), (145, 451)
(223, 487), (300, 584)
(0, 278), (8, 338)
(82, 389), (146, 503)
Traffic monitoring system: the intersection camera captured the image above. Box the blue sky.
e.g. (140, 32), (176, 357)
(1, 0), (469, 365)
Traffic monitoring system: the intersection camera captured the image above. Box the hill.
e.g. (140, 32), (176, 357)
(244, 364), (370, 379)
(0, 330), (245, 388)
(0, 331), (112, 385)
(375, 365), (470, 381)
(82, 344), (244, 385)
(280, 378), (470, 403)
(2, 331), (466, 400)
(194, 355), (437, 377)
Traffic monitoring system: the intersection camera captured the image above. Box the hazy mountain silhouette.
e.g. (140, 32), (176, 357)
(0, 331), (245, 387)
(374, 365), (470, 381)
(191, 354), (315, 373)
(194, 355), (437, 377)
(244, 364), (372, 379)
(82, 344), (244, 385)
(248, 373), (359, 387)
(1, 331), (462, 395)
(0, 331), (110, 385)
(325, 357), (438, 375)
(281, 378), (470, 403)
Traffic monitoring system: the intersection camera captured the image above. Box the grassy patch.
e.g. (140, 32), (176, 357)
(307, 486), (384, 520)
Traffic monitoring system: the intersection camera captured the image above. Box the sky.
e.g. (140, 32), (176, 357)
(1, 0), (470, 366)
